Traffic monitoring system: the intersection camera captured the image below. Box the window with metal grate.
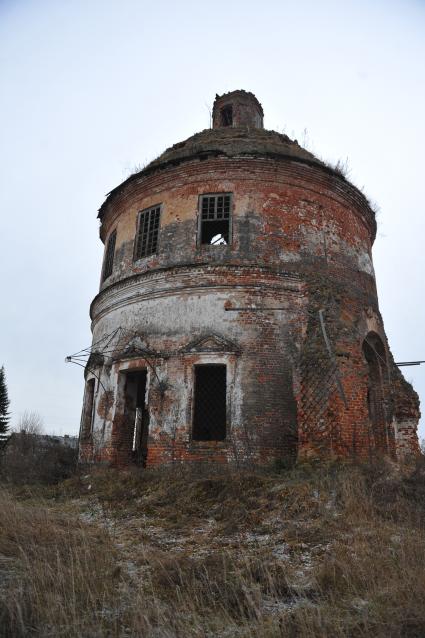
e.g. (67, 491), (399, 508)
(192, 364), (227, 441)
(102, 230), (116, 282)
(199, 194), (231, 245)
(134, 205), (161, 260)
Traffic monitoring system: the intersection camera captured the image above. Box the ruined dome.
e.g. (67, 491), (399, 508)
(148, 89), (317, 167)
(98, 90), (327, 222)
(144, 127), (320, 172)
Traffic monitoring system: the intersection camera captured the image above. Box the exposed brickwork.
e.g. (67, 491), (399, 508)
(79, 91), (420, 468)
(212, 90), (264, 129)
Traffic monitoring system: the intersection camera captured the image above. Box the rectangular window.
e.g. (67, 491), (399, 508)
(192, 364), (226, 441)
(102, 230), (116, 281)
(81, 378), (95, 440)
(134, 205), (161, 260)
(199, 194), (231, 245)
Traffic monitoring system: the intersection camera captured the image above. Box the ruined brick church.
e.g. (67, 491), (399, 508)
(78, 90), (420, 466)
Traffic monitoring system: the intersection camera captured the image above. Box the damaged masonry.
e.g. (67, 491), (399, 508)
(72, 89), (420, 467)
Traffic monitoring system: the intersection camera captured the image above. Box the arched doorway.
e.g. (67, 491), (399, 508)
(362, 333), (390, 455)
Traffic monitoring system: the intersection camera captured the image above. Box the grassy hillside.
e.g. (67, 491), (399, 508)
(2, 460), (425, 637)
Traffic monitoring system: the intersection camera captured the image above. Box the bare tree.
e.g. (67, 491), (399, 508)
(17, 411), (44, 435)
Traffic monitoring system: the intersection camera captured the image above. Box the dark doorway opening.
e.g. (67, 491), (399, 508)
(81, 378), (95, 440)
(192, 365), (226, 441)
(124, 371), (148, 465)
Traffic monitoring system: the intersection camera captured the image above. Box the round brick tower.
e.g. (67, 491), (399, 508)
(78, 90), (420, 466)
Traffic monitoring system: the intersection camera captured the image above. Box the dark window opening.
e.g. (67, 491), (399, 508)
(102, 230), (116, 281)
(192, 365), (226, 441)
(199, 194), (231, 245)
(81, 379), (95, 439)
(124, 371), (149, 465)
(220, 105), (233, 127)
(134, 205), (161, 260)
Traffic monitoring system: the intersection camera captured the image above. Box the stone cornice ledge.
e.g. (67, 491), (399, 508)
(90, 263), (303, 323)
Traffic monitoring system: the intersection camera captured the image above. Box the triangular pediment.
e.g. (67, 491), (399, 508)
(180, 332), (241, 354)
(112, 335), (156, 361)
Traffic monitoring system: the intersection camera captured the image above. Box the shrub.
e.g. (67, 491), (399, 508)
(1, 432), (77, 485)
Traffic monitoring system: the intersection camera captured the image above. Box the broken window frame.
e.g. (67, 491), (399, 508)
(192, 364), (227, 442)
(198, 193), (232, 247)
(102, 229), (117, 282)
(134, 204), (161, 261)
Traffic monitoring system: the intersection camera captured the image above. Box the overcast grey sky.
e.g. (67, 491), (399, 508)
(1, 0), (424, 437)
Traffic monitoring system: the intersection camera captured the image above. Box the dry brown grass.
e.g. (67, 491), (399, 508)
(0, 490), (121, 637)
(2, 460), (425, 637)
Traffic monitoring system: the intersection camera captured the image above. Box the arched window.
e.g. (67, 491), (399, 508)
(362, 333), (389, 454)
(220, 105), (233, 127)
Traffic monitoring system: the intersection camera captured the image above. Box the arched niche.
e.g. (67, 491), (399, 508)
(362, 332), (390, 454)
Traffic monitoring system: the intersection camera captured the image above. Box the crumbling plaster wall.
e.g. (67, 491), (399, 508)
(84, 267), (306, 465)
